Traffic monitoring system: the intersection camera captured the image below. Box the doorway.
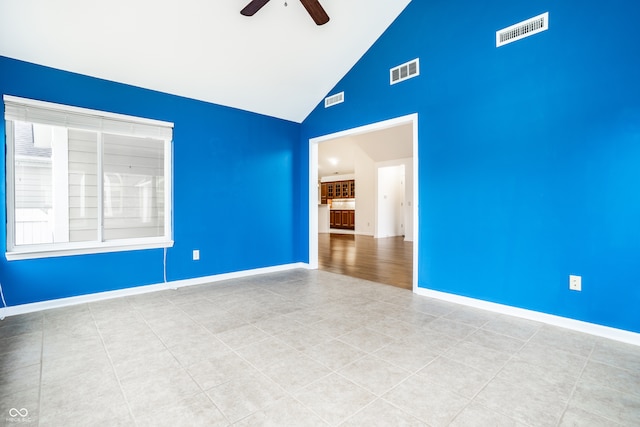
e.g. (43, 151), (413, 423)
(376, 164), (405, 239)
(308, 113), (418, 291)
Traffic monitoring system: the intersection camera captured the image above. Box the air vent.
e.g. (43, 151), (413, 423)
(496, 12), (549, 47)
(324, 92), (344, 108)
(390, 58), (420, 85)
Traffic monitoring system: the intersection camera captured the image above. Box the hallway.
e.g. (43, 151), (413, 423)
(318, 233), (413, 290)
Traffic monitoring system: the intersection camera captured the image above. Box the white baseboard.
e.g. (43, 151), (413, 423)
(415, 287), (640, 347)
(2, 264), (636, 348)
(0, 262), (308, 319)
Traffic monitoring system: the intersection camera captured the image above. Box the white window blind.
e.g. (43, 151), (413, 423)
(4, 95), (174, 260)
(102, 133), (165, 241)
(4, 97), (172, 140)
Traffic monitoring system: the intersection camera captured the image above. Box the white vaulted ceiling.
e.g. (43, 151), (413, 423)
(0, 0), (411, 123)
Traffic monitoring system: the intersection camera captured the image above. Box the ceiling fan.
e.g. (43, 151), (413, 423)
(241, 0), (330, 26)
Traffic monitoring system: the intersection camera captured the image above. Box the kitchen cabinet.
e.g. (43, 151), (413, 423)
(327, 182), (335, 199)
(341, 210), (349, 228)
(330, 209), (355, 230)
(341, 181), (349, 198)
(334, 181), (343, 198)
(321, 180), (355, 202)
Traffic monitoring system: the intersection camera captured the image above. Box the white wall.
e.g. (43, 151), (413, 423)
(376, 165), (404, 238)
(376, 157), (413, 241)
(353, 144), (375, 236)
(318, 204), (330, 233)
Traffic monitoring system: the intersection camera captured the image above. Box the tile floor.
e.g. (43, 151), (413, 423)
(1, 269), (639, 426)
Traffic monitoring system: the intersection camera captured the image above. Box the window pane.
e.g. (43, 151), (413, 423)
(13, 121), (73, 245)
(68, 129), (98, 242)
(103, 133), (165, 241)
(6, 97), (173, 258)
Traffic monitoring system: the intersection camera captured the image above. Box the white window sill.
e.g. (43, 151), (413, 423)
(5, 240), (174, 261)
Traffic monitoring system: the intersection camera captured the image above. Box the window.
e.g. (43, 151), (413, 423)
(4, 95), (173, 260)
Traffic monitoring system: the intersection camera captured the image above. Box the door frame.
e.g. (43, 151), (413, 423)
(308, 113), (419, 292)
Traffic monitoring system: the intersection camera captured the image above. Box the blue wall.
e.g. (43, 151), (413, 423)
(0, 56), (302, 306)
(301, 0), (640, 333)
(3, 0), (639, 334)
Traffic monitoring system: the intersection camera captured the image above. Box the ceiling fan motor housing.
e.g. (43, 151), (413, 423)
(241, 0), (330, 25)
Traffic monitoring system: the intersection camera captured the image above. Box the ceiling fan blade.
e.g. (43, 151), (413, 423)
(241, 0), (270, 16)
(299, 0), (330, 25)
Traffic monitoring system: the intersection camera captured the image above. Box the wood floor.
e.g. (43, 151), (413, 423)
(318, 233), (413, 290)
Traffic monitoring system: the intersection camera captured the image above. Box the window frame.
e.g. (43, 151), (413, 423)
(4, 95), (174, 261)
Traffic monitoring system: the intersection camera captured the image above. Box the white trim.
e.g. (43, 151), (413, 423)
(0, 262), (309, 318)
(308, 113), (419, 290)
(6, 239), (174, 261)
(165, 138), (173, 241)
(412, 118), (419, 291)
(309, 142), (320, 269)
(415, 287), (640, 346)
(5, 121), (16, 251)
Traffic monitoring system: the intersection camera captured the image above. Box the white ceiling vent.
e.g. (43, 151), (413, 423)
(497, 12), (549, 47)
(390, 58), (420, 85)
(324, 92), (344, 108)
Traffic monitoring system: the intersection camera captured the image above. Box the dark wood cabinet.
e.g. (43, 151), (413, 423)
(327, 182), (335, 199)
(341, 182), (349, 198)
(320, 183), (327, 204)
(341, 211), (349, 228)
(321, 180), (355, 203)
(334, 182), (342, 198)
(330, 209), (355, 230)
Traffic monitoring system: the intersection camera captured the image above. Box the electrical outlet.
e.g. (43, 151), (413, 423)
(569, 275), (581, 291)
(193, 250), (200, 261)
